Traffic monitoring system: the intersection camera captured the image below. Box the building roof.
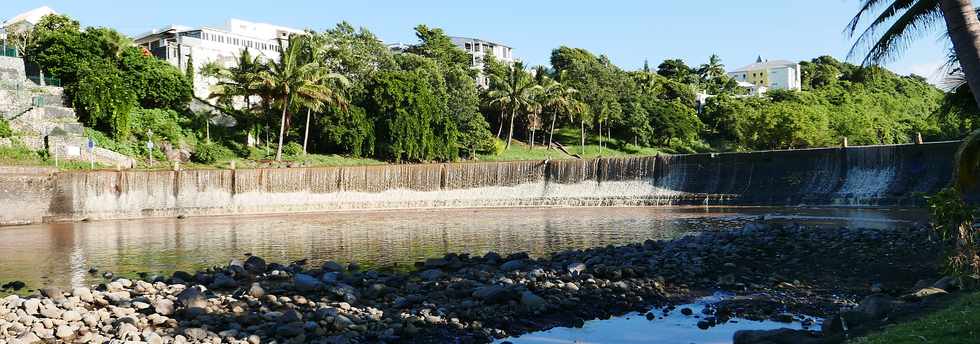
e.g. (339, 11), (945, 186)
(450, 36), (511, 49)
(3, 6), (57, 28)
(731, 59), (797, 72)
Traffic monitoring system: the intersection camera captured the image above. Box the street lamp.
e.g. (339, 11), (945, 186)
(146, 129), (154, 166)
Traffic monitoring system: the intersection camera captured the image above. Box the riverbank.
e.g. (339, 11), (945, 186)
(0, 221), (944, 343)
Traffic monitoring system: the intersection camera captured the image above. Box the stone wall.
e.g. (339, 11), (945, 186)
(0, 141), (965, 225)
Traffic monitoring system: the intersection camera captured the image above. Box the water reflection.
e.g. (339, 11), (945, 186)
(498, 293), (822, 344)
(0, 207), (925, 290)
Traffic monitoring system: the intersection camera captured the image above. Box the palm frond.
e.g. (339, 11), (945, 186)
(847, 0), (942, 65)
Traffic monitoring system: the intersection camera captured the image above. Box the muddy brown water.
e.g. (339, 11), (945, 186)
(0, 206), (926, 292)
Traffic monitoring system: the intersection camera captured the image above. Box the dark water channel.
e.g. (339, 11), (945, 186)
(0, 206), (925, 293)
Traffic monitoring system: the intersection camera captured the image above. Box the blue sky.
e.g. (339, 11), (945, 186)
(3, 0), (950, 82)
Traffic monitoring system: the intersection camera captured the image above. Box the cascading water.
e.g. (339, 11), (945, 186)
(35, 141), (962, 223)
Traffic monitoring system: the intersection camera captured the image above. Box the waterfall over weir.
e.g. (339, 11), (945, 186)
(16, 141), (960, 223)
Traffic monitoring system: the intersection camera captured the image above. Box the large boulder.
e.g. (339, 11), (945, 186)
(473, 285), (517, 303)
(294, 274), (321, 292)
(176, 286), (208, 309)
(734, 329), (831, 344)
(244, 256), (267, 274)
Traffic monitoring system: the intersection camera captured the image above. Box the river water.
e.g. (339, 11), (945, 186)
(0, 206), (925, 292)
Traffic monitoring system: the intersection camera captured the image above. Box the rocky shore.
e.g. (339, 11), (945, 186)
(0, 221), (945, 343)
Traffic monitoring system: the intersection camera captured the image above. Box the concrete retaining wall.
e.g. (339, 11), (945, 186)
(0, 141), (964, 225)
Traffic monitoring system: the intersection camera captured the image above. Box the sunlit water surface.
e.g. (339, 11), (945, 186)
(0, 206), (925, 291)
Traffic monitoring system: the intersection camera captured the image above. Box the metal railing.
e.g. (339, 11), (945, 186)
(0, 40), (17, 57)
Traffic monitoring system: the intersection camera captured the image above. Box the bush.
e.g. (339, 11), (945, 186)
(0, 118), (12, 138)
(192, 141), (234, 164)
(283, 142), (304, 157)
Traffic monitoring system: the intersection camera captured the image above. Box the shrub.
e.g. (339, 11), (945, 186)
(283, 142), (304, 157)
(0, 118), (12, 138)
(192, 141), (234, 164)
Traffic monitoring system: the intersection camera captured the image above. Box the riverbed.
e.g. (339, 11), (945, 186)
(0, 206), (925, 292)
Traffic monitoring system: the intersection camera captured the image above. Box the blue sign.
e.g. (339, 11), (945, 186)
(87, 138), (95, 151)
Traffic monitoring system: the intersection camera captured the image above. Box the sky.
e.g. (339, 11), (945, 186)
(2, 0), (952, 83)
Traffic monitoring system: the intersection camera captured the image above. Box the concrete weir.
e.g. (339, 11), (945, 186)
(0, 141), (963, 225)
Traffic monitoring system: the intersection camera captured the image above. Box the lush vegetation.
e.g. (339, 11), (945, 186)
(851, 291), (980, 344)
(6, 13), (975, 169)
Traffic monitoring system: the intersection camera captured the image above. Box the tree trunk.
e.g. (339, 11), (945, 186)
(205, 119), (210, 143)
(506, 107), (517, 150)
(529, 129), (535, 149)
(275, 98), (291, 161)
(303, 108), (311, 155)
(580, 120), (585, 155)
(942, 0), (980, 108)
(496, 109), (505, 138)
(548, 112), (557, 148)
(598, 121), (603, 154)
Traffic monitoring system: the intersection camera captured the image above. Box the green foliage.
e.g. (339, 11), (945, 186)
(0, 118), (12, 138)
(927, 187), (979, 280)
(131, 108), (184, 144)
(283, 142), (304, 157)
(69, 60), (136, 139)
(852, 291), (980, 344)
(118, 47), (192, 110)
(365, 68), (458, 162)
(192, 141), (235, 164)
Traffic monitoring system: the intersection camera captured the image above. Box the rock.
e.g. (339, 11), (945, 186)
(853, 295), (897, 320)
(276, 322), (305, 337)
(419, 269), (444, 281)
(681, 307), (694, 316)
(500, 260), (524, 272)
(55, 324), (75, 339)
(645, 312), (656, 320)
(773, 313), (795, 323)
(933, 276), (961, 291)
(567, 262), (586, 275)
(870, 283), (883, 293)
(294, 274), (321, 292)
(72, 287), (93, 303)
(176, 286), (208, 309)
(117, 322), (139, 340)
(520, 291), (546, 311)
(326, 283), (358, 303)
(2, 280), (26, 291)
(322, 261), (345, 272)
(154, 299), (175, 316)
(334, 315), (354, 329)
(183, 327), (208, 340)
(210, 273), (238, 289)
(321, 272), (340, 284)
(901, 287), (948, 302)
(473, 285), (517, 303)
(61, 310), (82, 322)
(244, 256), (267, 274)
(734, 329), (828, 344)
(39, 304), (64, 319)
(171, 271), (194, 283)
(248, 283), (266, 298)
(22, 298), (40, 315)
(40, 287), (66, 303)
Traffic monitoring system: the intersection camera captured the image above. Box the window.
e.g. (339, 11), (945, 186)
(465, 43), (471, 51)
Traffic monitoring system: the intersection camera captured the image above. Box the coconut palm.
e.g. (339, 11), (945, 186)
(259, 35), (336, 161)
(537, 72), (586, 148)
(847, 0), (980, 107)
(201, 49), (266, 145)
(697, 54), (726, 80)
(296, 34), (351, 155)
(486, 62), (541, 150)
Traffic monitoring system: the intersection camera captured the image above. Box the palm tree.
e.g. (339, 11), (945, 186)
(486, 62), (541, 150)
(296, 35), (351, 155)
(201, 49), (265, 146)
(697, 54), (726, 80)
(259, 35), (335, 161)
(847, 0), (980, 108)
(537, 71), (586, 148)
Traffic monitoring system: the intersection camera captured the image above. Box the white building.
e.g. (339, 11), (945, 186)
(728, 56), (802, 94)
(450, 36), (516, 87)
(133, 18), (303, 100)
(2, 6), (57, 38)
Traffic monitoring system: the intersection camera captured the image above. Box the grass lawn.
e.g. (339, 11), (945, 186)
(478, 128), (672, 161)
(851, 292), (980, 344)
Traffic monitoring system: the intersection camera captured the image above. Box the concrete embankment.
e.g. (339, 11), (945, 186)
(0, 141), (963, 225)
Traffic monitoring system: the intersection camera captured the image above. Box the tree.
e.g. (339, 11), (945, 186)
(847, 0), (980, 108)
(297, 34), (351, 155)
(537, 71), (586, 148)
(185, 55), (195, 88)
(486, 61), (541, 149)
(259, 36), (334, 161)
(201, 49), (265, 145)
(698, 54), (726, 80)
(657, 59), (694, 81)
